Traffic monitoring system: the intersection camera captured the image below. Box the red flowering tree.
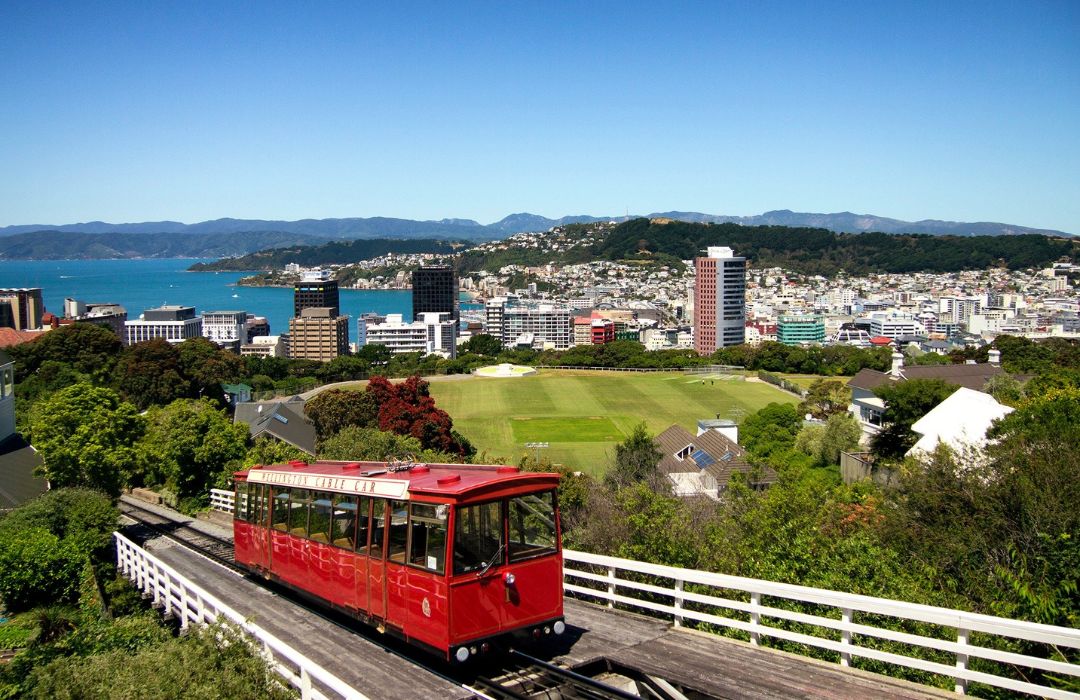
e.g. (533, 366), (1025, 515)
(365, 376), (473, 458)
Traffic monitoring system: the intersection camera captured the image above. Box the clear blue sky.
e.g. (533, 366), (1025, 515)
(2, 1), (1078, 232)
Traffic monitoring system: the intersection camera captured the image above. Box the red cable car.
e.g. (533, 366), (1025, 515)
(232, 459), (565, 662)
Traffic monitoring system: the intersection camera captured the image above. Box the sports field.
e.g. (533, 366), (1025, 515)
(426, 370), (798, 476)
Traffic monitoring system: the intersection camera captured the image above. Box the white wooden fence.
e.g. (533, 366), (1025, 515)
(114, 532), (368, 700)
(210, 488), (235, 513)
(207, 490), (1080, 698)
(563, 549), (1080, 699)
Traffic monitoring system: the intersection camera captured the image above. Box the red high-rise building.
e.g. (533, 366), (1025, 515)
(693, 247), (746, 354)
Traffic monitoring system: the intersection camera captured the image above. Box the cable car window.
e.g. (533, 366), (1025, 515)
(243, 483), (254, 522)
(387, 500), (408, 563)
(249, 483), (260, 525)
(257, 484), (269, 528)
(331, 495), (357, 549)
(309, 492), (333, 543)
(271, 491), (290, 531)
(508, 491), (558, 562)
(234, 483), (248, 522)
(289, 489), (311, 537)
(355, 497), (371, 555)
(370, 500), (386, 559)
(408, 503), (448, 574)
(453, 501), (504, 575)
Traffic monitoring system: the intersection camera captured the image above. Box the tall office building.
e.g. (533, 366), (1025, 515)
(693, 246), (746, 354)
(294, 269), (339, 317)
(412, 265), (458, 321)
(288, 307), (350, 361)
(0, 288), (44, 331)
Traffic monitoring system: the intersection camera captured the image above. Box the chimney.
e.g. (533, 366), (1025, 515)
(988, 348), (1001, 366)
(890, 351), (904, 378)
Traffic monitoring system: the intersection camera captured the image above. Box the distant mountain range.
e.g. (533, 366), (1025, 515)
(0, 210), (1070, 260)
(2, 210), (1070, 240)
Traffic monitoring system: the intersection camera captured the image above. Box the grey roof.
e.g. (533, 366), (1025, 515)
(848, 363), (1008, 393)
(655, 424), (776, 489)
(236, 401), (316, 456)
(0, 436), (47, 510)
(234, 397), (306, 427)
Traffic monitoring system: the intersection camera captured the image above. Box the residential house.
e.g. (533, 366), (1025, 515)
(654, 424), (776, 499)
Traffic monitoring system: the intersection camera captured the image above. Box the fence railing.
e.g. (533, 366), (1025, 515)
(209, 488), (234, 514)
(114, 532), (367, 700)
(562, 549), (1080, 699)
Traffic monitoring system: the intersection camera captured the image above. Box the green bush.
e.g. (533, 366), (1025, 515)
(23, 621), (294, 700)
(0, 528), (83, 611)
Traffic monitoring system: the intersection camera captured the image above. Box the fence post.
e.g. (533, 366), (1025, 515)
(300, 667), (313, 700)
(607, 566), (617, 608)
(840, 608), (853, 666)
(750, 592), (761, 646)
(955, 627), (969, 694)
(674, 579), (684, 627)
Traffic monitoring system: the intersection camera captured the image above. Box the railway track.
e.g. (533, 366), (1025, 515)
(118, 497), (238, 571)
(469, 651), (648, 699)
(118, 498), (673, 699)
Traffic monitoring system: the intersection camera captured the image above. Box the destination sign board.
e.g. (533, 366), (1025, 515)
(247, 469), (409, 499)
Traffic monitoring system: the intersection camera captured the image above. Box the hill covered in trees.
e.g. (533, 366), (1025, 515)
(0, 230), (331, 260)
(189, 238), (470, 271)
(592, 219), (1079, 274)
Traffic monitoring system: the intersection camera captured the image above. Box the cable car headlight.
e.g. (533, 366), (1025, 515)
(553, 621), (566, 635)
(455, 646), (470, 663)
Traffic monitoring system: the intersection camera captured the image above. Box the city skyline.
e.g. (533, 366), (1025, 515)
(2, 2), (1078, 232)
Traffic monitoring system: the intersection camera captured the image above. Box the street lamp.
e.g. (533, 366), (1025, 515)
(524, 441), (549, 464)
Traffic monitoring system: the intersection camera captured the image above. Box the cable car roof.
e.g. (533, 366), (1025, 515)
(236, 460), (559, 499)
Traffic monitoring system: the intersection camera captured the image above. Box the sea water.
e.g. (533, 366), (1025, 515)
(0, 259), (418, 336)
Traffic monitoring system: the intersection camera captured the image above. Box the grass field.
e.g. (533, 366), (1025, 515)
(426, 370), (798, 476)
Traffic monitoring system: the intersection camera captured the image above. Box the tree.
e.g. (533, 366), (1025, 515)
(114, 339), (190, 409)
(136, 399), (249, 509)
(740, 403), (802, 459)
(242, 436), (310, 468)
(871, 379), (956, 459)
(365, 375), (473, 457)
(798, 379), (851, 419)
(0, 488), (119, 556)
(7, 323), (122, 382)
(176, 337), (245, 405)
(794, 412), (861, 468)
(318, 426), (452, 462)
(605, 423), (663, 489)
(461, 333), (503, 357)
(29, 383), (144, 496)
(817, 413), (862, 465)
(304, 388), (379, 441)
(984, 373), (1025, 407)
(315, 354), (369, 383)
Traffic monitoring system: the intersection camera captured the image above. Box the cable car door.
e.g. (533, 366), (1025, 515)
(384, 500), (409, 630)
(368, 500), (388, 620)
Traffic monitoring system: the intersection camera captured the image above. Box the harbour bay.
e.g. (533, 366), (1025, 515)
(0, 258), (413, 337)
